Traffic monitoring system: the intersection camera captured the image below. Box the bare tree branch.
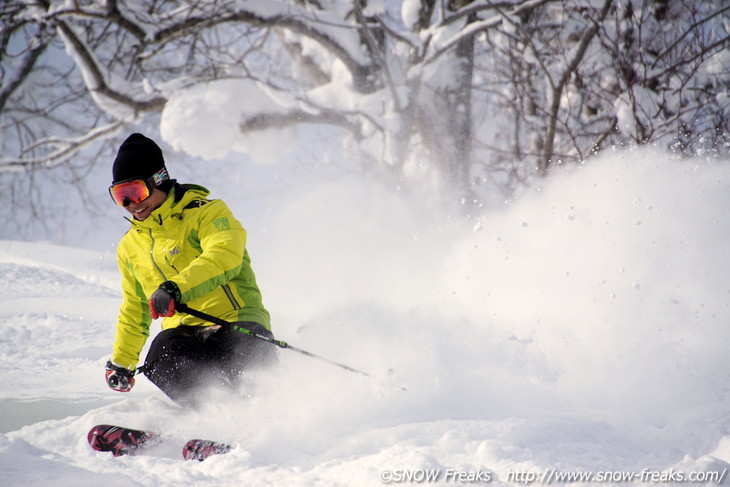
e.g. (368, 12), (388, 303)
(540, 0), (614, 174)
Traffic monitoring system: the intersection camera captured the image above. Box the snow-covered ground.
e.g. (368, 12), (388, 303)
(2, 148), (730, 486)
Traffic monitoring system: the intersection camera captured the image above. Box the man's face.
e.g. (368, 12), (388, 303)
(125, 188), (167, 221)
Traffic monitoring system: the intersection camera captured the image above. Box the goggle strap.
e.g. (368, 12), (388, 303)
(150, 167), (169, 187)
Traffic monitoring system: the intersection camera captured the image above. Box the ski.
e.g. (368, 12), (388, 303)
(88, 424), (158, 457)
(183, 438), (232, 461)
(88, 424), (231, 461)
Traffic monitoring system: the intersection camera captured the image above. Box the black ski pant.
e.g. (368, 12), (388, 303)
(142, 322), (277, 406)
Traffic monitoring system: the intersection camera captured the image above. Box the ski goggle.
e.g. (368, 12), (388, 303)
(109, 167), (169, 207)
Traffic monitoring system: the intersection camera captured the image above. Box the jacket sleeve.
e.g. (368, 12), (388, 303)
(172, 199), (247, 303)
(111, 241), (152, 369)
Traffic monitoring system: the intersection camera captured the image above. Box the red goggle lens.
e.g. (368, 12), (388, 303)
(109, 179), (152, 207)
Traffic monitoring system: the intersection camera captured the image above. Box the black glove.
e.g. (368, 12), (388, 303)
(148, 281), (181, 319)
(105, 361), (135, 392)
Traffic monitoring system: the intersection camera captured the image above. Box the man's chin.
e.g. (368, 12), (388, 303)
(129, 207), (151, 220)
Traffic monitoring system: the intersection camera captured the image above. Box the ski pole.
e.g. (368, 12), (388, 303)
(175, 303), (376, 381)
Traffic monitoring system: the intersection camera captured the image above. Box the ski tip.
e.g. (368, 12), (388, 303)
(182, 439), (232, 461)
(88, 424), (127, 456)
(87, 424), (155, 457)
(87, 425), (103, 447)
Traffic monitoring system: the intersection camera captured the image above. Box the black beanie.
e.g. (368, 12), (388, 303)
(112, 133), (166, 184)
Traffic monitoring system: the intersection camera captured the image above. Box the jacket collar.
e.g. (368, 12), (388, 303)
(128, 184), (210, 229)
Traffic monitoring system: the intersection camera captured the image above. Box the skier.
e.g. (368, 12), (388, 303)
(104, 133), (276, 406)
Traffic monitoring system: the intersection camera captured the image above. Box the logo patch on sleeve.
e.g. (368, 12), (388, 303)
(212, 217), (230, 231)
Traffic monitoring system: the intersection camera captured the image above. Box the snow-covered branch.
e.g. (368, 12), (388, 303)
(0, 121), (124, 171)
(423, 0), (556, 65)
(240, 110), (364, 138)
(55, 20), (166, 117)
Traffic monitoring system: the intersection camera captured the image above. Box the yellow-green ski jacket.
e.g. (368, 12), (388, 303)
(111, 183), (270, 369)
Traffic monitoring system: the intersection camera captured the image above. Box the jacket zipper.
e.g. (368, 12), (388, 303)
(222, 284), (241, 309)
(149, 228), (168, 280)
